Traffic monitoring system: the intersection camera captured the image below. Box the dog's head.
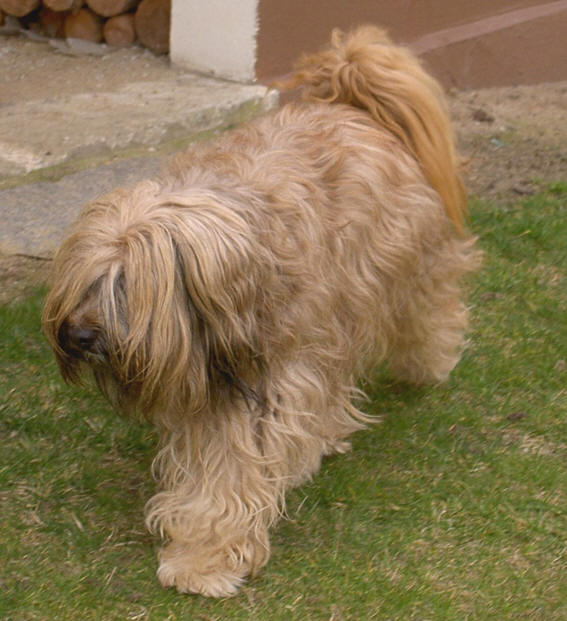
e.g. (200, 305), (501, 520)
(42, 180), (267, 417)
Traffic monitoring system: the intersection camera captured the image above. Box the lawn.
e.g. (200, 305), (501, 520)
(1, 184), (566, 620)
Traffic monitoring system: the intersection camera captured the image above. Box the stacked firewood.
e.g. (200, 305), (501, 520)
(0, 0), (170, 53)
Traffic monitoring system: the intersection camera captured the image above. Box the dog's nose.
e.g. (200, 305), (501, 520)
(66, 325), (98, 352)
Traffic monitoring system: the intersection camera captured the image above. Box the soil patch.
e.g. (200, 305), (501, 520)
(450, 82), (567, 200)
(0, 254), (51, 305)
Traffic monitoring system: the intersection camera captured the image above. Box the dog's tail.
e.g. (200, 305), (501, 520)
(280, 26), (467, 233)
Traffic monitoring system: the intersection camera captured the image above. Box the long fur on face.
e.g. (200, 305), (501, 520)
(42, 26), (480, 597)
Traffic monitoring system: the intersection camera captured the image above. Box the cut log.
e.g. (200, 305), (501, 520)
(64, 7), (102, 42)
(0, 0), (40, 18)
(134, 0), (169, 54)
(103, 13), (136, 47)
(43, 0), (83, 11)
(39, 6), (67, 37)
(86, 0), (138, 17)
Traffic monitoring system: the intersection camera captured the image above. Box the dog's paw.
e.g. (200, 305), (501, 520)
(157, 541), (249, 598)
(325, 439), (352, 455)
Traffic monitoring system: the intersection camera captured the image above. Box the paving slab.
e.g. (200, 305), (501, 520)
(0, 156), (163, 257)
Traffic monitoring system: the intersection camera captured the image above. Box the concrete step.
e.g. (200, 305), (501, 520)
(0, 73), (276, 178)
(0, 36), (277, 258)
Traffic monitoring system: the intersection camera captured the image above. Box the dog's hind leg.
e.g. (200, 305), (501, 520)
(385, 239), (477, 386)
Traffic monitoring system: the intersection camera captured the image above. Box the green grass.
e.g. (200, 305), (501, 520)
(1, 185), (566, 620)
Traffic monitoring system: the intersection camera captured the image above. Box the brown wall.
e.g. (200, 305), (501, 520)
(256, 0), (567, 88)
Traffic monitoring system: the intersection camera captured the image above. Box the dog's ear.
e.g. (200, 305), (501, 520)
(169, 196), (267, 402)
(119, 191), (267, 412)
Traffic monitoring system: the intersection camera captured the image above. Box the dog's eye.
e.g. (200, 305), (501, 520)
(68, 326), (98, 351)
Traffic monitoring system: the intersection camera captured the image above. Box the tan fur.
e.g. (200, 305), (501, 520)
(42, 26), (480, 597)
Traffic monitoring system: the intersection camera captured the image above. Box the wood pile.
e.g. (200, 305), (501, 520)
(0, 0), (170, 53)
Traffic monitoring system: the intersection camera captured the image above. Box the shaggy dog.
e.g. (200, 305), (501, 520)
(42, 26), (479, 597)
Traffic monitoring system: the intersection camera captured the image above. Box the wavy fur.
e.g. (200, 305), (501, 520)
(43, 25), (479, 596)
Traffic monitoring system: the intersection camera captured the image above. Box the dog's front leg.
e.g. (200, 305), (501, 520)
(145, 408), (278, 597)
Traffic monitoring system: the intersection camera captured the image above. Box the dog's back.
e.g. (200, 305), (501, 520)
(164, 50), (473, 384)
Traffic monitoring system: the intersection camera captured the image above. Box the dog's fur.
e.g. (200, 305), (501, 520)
(42, 26), (479, 597)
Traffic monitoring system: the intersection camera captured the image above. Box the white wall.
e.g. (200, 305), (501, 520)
(170, 0), (259, 82)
